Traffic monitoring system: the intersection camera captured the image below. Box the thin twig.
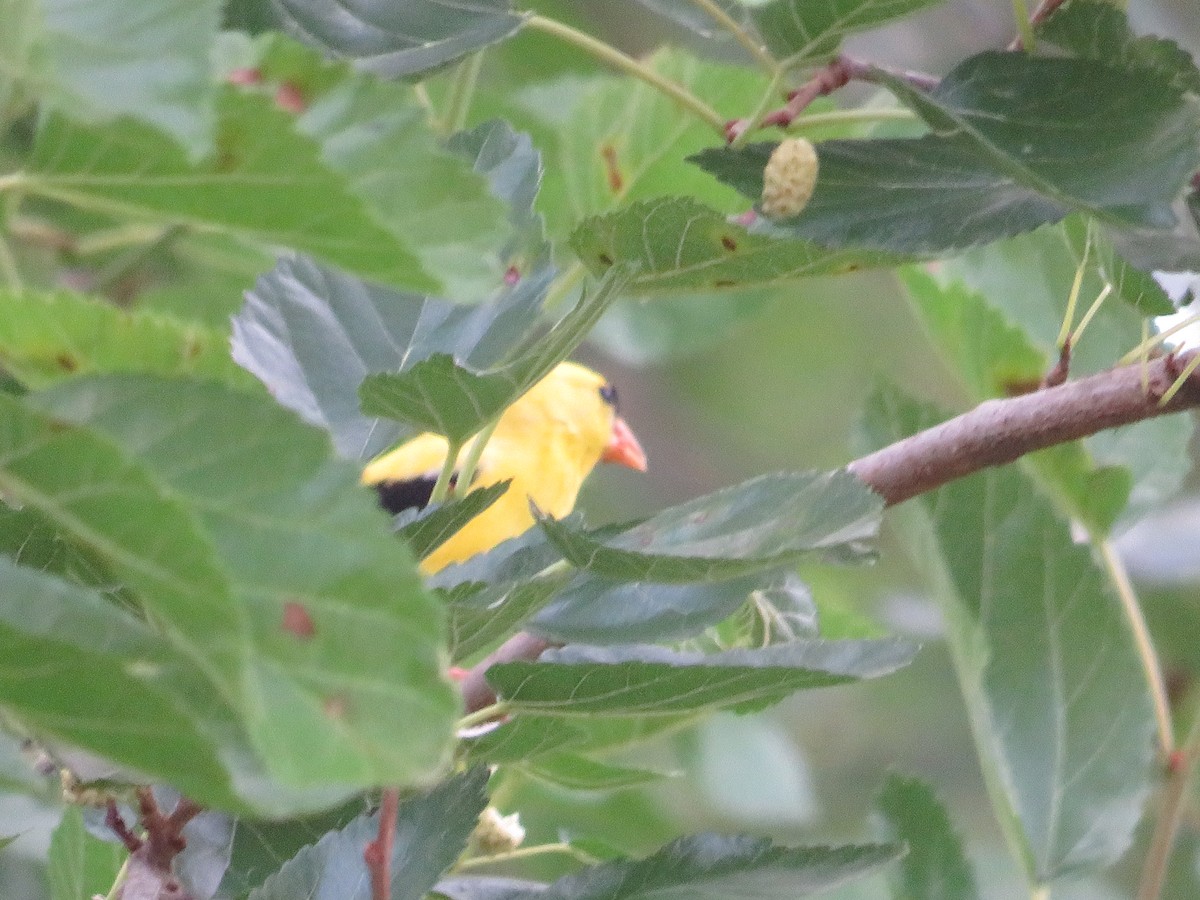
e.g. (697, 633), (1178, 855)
(365, 788), (400, 900)
(1137, 700), (1200, 900)
(1009, 0), (1069, 50)
(726, 55), (938, 142)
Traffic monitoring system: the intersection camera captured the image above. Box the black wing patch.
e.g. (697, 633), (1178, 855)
(374, 473), (471, 515)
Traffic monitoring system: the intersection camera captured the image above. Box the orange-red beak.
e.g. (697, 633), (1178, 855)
(602, 416), (647, 472)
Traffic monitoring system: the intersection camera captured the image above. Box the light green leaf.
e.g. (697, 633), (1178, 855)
(396, 482), (510, 561)
(253, 36), (512, 300)
(48, 806), (126, 900)
(32, 375), (458, 791)
(463, 715), (586, 765)
(1061, 217), (1174, 316)
(234, 254), (549, 459)
(535, 470), (881, 583)
(25, 90), (436, 290)
(511, 834), (903, 899)
(0, 0), (40, 119)
(359, 264), (632, 443)
(0, 558), (243, 808)
(445, 572), (568, 664)
(860, 386), (1156, 883)
(0, 289), (259, 390)
(875, 774), (979, 900)
(493, 49), (763, 241)
(1036, 0), (1200, 93)
(249, 769), (489, 900)
(571, 197), (903, 295)
(21, 0), (221, 156)
(752, 0), (946, 67)
(522, 753), (673, 791)
(488, 640), (916, 716)
(274, 0), (524, 78)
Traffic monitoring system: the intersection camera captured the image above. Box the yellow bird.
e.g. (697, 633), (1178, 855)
(362, 362), (647, 574)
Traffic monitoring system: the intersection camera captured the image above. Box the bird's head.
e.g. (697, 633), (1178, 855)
(507, 362), (647, 474)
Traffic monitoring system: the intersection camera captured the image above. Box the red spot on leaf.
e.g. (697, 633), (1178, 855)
(504, 265), (521, 286)
(281, 601), (316, 639)
(228, 68), (263, 86)
(448, 666), (470, 682)
(55, 353), (78, 372)
(275, 82), (306, 114)
(601, 144), (623, 193)
(720, 235), (737, 252)
(323, 694), (350, 720)
(598, 253), (614, 267)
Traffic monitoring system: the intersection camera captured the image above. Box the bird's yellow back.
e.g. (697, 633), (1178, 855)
(363, 362), (620, 573)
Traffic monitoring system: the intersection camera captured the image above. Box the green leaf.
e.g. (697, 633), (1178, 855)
(447, 119), (548, 267)
(462, 715), (586, 765)
(0, 289), (260, 390)
(0, 0), (38, 118)
(488, 640), (916, 716)
(435, 876), (549, 900)
(29, 0), (221, 156)
(571, 197), (903, 295)
(860, 386), (1156, 883)
(234, 254), (548, 459)
(31, 375), (458, 792)
(522, 753), (673, 791)
(0, 558), (244, 807)
(25, 90), (436, 290)
(0, 391), (246, 682)
(491, 50), (763, 241)
(48, 806), (126, 900)
(625, 1), (755, 63)
(751, 0), (945, 66)
(274, 0), (524, 78)
(530, 569), (808, 645)
(510, 834), (903, 899)
(875, 774), (979, 900)
(1061, 217), (1174, 316)
(253, 36), (512, 300)
(359, 264), (632, 443)
(1036, 0), (1200, 93)
(536, 470), (881, 584)
(249, 768), (490, 900)
(445, 572), (568, 664)
(397, 482), (510, 561)
(694, 53), (1200, 252)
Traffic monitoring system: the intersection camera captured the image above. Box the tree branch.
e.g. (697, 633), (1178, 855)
(458, 350), (1200, 713)
(112, 789), (203, 900)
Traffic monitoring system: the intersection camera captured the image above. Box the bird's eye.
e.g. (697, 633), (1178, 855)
(599, 384), (619, 408)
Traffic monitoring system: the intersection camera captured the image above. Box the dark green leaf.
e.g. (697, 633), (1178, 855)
(513, 834), (902, 899)
(435, 876), (548, 900)
(446, 571), (569, 664)
(536, 470), (881, 584)
(1036, 0), (1200, 93)
(48, 806), (126, 900)
(876, 774), (979, 900)
(248, 768), (489, 900)
(752, 0), (945, 66)
(359, 264), (632, 443)
(0, 289), (259, 390)
(35, 0), (221, 156)
(233, 254), (549, 459)
(522, 753), (673, 791)
(274, 0), (524, 78)
(488, 640), (916, 716)
(31, 375), (458, 792)
(25, 91), (434, 290)
(571, 197), (903, 295)
(397, 482), (510, 561)
(625, 0), (756, 63)
(462, 715), (586, 765)
(860, 386), (1156, 882)
(530, 569), (805, 645)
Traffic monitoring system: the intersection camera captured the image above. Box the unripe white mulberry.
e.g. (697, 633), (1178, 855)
(761, 138), (819, 220)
